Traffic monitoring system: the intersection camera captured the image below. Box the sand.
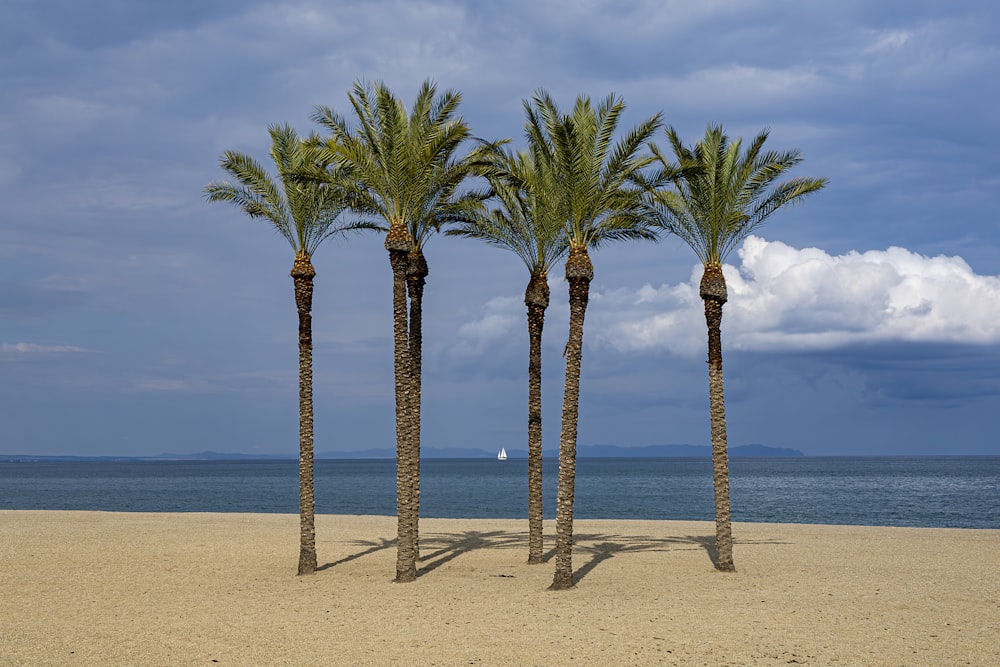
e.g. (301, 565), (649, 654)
(1, 511), (997, 666)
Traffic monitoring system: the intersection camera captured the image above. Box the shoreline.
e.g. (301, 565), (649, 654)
(2, 511), (998, 665)
(2, 505), (996, 530)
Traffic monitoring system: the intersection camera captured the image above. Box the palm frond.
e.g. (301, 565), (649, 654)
(649, 123), (827, 265)
(524, 89), (659, 256)
(205, 122), (358, 256)
(309, 78), (505, 253)
(447, 145), (568, 273)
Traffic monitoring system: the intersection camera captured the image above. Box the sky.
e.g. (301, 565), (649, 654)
(2, 0), (999, 457)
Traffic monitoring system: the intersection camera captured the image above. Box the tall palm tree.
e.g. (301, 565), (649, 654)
(205, 123), (360, 575)
(526, 90), (662, 590)
(649, 124), (827, 571)
(448, 147), (567, 564)
(311, 80), (499, 582)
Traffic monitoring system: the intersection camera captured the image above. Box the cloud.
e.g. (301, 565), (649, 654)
(589, 279), (705, 357)
(26, 94), (133, 134)
(805, 343), (1000, 406)
(454, 237), (1000, 359)
(129, 378), (204, 392)
(670, 65), (826, 111)
(438, 281), (573, 383)
(453, 295), (523, 356)
(601, 237), (1000, 354)
(1, 342), (91, 355)
(125, 368), (297, 394)
(862, 28), (912, 55)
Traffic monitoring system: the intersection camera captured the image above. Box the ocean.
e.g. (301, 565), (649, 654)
(1, 456), (997, 529)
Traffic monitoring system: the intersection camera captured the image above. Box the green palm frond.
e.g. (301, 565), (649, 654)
(205, 122), (363, 256)
(447, 147), (568, 274)
(311, 79), (500, 250)
(523, 89), (661, 253)
(649, 123), (828, 266)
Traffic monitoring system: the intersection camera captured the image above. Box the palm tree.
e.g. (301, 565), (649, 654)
(526, 90), (662, 590)
(448, 147), (567, 564)
(648, 124), (827, 571)
(311, 80), (499, 582)
(205, 123), (360, 575)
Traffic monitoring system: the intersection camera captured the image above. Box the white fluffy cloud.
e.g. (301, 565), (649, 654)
(601, 236), (1000, 355)
(456, 237), (1000, 358)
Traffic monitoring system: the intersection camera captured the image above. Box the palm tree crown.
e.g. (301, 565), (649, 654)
(526, 90), (662, 258)
(649, 124), (828, 268)
(449, 147), (567, 281)
(311, 80), (496, 250)
(205, 123), (355, 256)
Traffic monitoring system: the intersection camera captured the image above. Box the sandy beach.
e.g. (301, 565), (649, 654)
(1, 511), (997, 666)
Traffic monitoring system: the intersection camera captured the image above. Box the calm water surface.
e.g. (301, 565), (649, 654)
(1, 457), (997, 529)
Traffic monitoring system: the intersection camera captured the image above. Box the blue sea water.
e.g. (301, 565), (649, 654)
(1, 457), (997, 529)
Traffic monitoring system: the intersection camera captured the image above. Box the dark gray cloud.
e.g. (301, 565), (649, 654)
(800, 342), (1000, 406)
(1, 0), (998, 456)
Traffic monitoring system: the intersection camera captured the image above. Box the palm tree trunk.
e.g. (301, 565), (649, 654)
(387, 229), (417, 583)
(525, 273), (550, 565)
(550, 249), (593, 590)
(292, 253), (318, 576)
(701, 265), (735, 572)
(406, 250), (428, 560)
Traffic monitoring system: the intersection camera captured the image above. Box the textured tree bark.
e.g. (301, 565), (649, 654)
(701, 264), (735, 572)
(550, 249), (593, 590)
(292, 253), (317, 576)
(525, 272), (550, 565)
(387, 226), (417, 583)
(406, 249), (428, 560)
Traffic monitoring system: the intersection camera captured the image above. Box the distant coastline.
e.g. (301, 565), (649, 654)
(1, 443), (804, 462)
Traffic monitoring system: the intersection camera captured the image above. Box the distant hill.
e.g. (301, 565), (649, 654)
(577, 443), (804, 458)
(156, 451), (287, 460)
(317, 446), (496, 460)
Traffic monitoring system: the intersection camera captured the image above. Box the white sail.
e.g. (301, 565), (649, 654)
(498, 447), (508, 461)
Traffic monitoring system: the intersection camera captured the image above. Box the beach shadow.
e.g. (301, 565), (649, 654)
(569, 532), (789, 583)
(685, 533), (793, 570)
(416, 530), (523, 576)
(415, 530), (734, 582)
(319, 527), (788, 582)
(689, 534), (719, 569)
(570, 540), (620, 583)
(569, 532), (706, 584)
(318, 536), (396, 571)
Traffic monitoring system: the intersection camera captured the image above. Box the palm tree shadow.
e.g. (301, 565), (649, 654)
(680, 534), (790, 571)
(318, 537), (396, 571)
(417, 530), (524, 577)
(317, 529), (787, 581)
(570, 540), (619, 583)
(568, 533), (700, 584)
(689, 534), (719, 569)
(570, 532), (788, 584)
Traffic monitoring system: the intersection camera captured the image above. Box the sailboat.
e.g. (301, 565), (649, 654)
(497, 447), (508, 461)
